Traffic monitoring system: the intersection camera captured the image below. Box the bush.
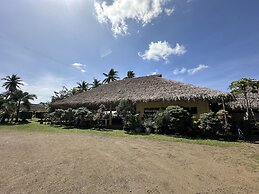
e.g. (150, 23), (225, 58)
(116, 99), (142, 132)
(35, 112), (45, 120)
(197, 112), (218, 138)
(93, 104), (108, 128)
(62, 108), (76, 126)
(197, 110), (236, 140)
(154, 106), (192, 135)
(142, 118), (155, 134)
(19, 111), (33, 121)
(74, 107), (93, 127)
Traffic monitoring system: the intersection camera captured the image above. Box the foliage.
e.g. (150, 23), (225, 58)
(1, 74), (23, 93)
(116, 99), (141, 132)
(216, 110), (232, 136)
(93, 104), (108, 128)
(19, 112), (33, 121)
(91, 79), (102, 88)
(142, 118), (155, 134)
(124, 71), (135, 79)
(229, 78), (259, 121)
(197, 112), (219, 138)
(74, 107), (93, 127)
(51, 86), (71, 102)
(62, 108), (76, 125)
(77, 81), (89, 92)
(103, 68), (119, 84)
(35, 112), (45, 120)
(154, 106), (191, 135)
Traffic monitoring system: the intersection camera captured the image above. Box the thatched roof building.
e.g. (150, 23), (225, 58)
(226, 92), (259, 110)
(30, 104), (49, 113)
(51, 75), (230, 109)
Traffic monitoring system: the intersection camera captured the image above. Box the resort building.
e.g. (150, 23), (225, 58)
(51, 75), (230, 125)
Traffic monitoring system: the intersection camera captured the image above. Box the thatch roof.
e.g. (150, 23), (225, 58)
(226, 92), (259, 110)
(30, 104), (49, 112)
(51, 75), (230, 109)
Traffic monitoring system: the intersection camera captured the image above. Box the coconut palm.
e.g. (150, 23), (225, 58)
(103, 68), (119, 84)
(12, 90), (37, 122)
(1, 74), (23, 93)
(124, 71), (135, 79)
(91, 79), (102, 88)
(77, 81), (89, 92)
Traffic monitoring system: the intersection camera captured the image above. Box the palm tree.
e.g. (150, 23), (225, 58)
(103, 68), (119, 84)
(124, 70), (135, 79)
(1, 74), (23, 93)
(91, 79), (102, 88)
(12, 90), (37, 122)
(77, 81), (89, 92)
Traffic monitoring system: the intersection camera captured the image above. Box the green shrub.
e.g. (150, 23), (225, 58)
(116, 99), (142, 132)
(19, 111), (33, 121)
(216, 110), (234, 139)
(93, 104), (107, 128)
(35, 112), (45, 120)
(62, 108), (76, 125)
(197, 112), (218, 138)
(142, 118), (155, 134)
(197, 110), (236, 140)
(154, 106), (192, 135)
(74, 107), (93, 127)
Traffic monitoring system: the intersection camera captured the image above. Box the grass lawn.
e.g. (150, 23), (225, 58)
(0, 120), (239, 147)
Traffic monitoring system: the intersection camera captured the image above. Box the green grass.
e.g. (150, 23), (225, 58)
(0, 121), (240, 147)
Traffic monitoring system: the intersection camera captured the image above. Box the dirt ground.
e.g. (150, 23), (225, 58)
(0, 131), (258, 194)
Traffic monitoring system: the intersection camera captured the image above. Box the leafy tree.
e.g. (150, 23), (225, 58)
(116, 99), (141, 132)
(124, 70), (135, 79)
(154, 106), (191, 135)
(51, 86), (70, 102)
(229, 78), (259, 121)
(1, 74), (23, 93)
(91, 78), (102, 88)
(74, 107), (93, 127)
(103, 68), (119, 84)
(11, 90), (37, 122)
(76, 81), (89, 92)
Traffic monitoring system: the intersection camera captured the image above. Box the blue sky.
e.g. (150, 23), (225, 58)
(0, 0), (259, 103)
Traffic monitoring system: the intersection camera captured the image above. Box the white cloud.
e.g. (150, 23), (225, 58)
(138, 41), (186, 62)
(187, 64), (208, 74)
(173, 64), (209, 75)
(173, 67), (187, 75)
(164, 8), (174, 16)
(94, 0), (170, 36)
(71, 63), (86, 73)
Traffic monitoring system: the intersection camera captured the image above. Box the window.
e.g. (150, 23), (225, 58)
(144, 108), (160, 117)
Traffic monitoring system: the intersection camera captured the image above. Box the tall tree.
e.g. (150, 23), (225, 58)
(1, 74), (23, 93)
(51, 86), (70, 102)
(229, 78), (259, 121)
(103, 68), (119, 84)
(124, 70), (135, 79)
(77, 81), (89, 92)
(12, 90), (37, 122)
(91, 79), (102, 88)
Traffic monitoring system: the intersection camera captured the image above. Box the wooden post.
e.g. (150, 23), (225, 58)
(109, 104), (112, 126)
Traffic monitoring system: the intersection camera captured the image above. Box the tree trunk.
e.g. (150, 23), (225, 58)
(221, 97), (228, 126)
(15, 100), (21, 123)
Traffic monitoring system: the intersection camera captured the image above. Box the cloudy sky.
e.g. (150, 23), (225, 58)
(1, 0), (259, 103)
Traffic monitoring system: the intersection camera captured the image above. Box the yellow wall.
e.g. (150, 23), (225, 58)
(136, 101), (210, 117)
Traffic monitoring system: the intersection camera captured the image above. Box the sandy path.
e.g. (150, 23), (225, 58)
(0, 131), (258, 194)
